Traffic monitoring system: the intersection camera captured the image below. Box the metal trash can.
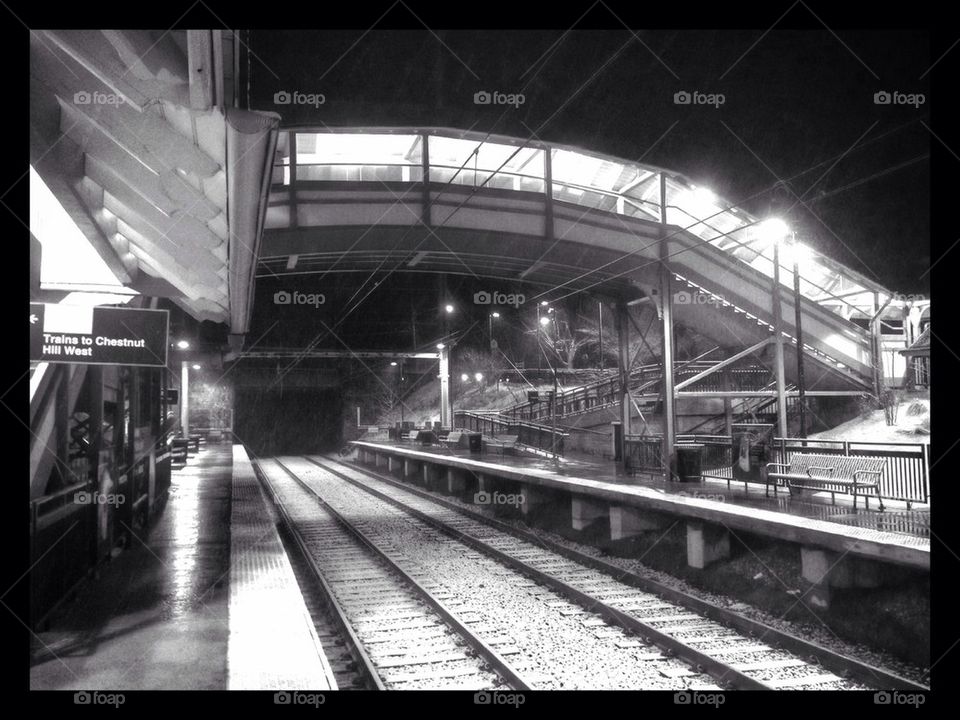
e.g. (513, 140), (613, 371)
(676, 443), (705, 482)
(467, 432), (482, 453)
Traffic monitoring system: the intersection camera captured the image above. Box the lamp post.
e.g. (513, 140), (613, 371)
(489, 311), (499, 352)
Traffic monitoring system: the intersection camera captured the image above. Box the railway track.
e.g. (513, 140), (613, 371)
(304, 453), (929, 692)
(267, 456), (736, 689)
(255, 458), (523, 690)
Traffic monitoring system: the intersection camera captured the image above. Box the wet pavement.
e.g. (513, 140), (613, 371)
(30, 442), (232, 690)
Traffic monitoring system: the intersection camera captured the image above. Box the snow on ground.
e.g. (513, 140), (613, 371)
(809, 396), (929, 444)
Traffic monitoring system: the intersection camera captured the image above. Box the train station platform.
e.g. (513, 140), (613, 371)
(349, 440), (930, 575)
(29, 441), (334, 690)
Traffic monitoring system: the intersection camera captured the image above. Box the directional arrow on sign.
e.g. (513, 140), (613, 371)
(29, 314), (38, 324)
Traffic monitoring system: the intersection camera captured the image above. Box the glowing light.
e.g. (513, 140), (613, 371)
(192, 364), (201, 370)
(390, 361), (398, 366)
(436, 343), (445, 350)
(461, 373), (469, 382)
(679, 186), (719, 219)
(177, 340), (190, 349)
(474, 373), (483, 382)
(758, 217), (791, 244)
(540, 301), (549, 306)
(444, 304), (454, 313)
(540, 316), (551, 326)
(491, 312), (500, 318)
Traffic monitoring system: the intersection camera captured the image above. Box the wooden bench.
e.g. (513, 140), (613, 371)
(484, 434), (519, 456)
(766, 453), (885, 510)
(440, 431), (464, 448)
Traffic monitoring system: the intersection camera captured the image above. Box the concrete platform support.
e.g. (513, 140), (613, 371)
(520, 484), (552, 518)
(422, 463), (442, 491)
(447, 468), (467, 495)
(403, 459), (418, 481)
(374, 452), (385, 469)
(388, 456), (400, 475)
(571, 496), (607, 531)
(686, 522), (730, 569)
(800, 547), (885, 610)
(609, 505), (668, 541)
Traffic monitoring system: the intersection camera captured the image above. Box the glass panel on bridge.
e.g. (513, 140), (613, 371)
(428, 136), (545, 192)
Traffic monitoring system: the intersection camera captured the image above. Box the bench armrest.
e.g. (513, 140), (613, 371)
(766, 462), (790, 472)
(806, 465), (835, 478)
(853, 470), (882, 482)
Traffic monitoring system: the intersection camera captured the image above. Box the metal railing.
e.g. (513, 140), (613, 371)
(773, 437), (930, 506)
(454, 410), (567, 456)
(622, 433), (930, 507)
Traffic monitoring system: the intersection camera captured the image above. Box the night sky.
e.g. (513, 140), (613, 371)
(247, 28), (930, 294)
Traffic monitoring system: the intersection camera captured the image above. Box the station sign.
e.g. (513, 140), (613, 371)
(30, 303), (169, 367)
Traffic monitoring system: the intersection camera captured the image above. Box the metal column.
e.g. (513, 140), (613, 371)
(771, 241), (788, 439)
(439, 345), (451, 429)
(615, 303), (632, 439)
(659, 174), (676, 480)
(792, 241), (807, 437)
(180, 361), (189, 436)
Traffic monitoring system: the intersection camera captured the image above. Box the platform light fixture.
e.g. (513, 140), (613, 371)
(176, 339), (190, 349)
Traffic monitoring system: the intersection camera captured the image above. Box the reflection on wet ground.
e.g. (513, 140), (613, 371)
(30, 443), (232, 690)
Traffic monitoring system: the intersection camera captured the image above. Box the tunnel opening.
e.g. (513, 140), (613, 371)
(234, 385), (343, 457)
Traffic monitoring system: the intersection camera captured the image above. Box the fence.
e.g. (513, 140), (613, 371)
(774, 437), (930, 506)
(454, 410), (567, 456)
(623, 433), (930, 506)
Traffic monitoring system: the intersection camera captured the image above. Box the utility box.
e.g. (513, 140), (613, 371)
(676, 443), (704, 482)
(466, 432), (482, 453)
(732, 422), (775, 484)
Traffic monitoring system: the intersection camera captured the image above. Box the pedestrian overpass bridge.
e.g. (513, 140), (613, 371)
(259, 127), (920, 393)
